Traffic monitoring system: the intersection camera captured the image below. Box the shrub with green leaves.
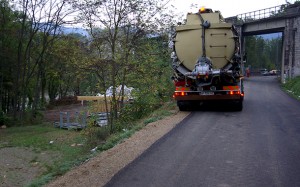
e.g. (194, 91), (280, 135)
(0, 111), (13, 127)
(82, 119), (110, 147)
(282, 76), (300, 100)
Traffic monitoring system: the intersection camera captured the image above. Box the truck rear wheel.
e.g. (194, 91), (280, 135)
(235, 101), (243, 111)
(177, 101), (189, 111)
(179, 105), (188, 111)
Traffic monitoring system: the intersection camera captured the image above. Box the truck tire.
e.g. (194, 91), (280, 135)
(178, 101), (188, 111)
(235, 101), (243, 111)
(178, 105), (188, 111)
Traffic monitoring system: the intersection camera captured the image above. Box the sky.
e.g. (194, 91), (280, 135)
(170, 0), (296, 18)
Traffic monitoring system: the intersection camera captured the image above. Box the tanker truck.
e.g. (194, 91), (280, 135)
(170, 7), (244, 111)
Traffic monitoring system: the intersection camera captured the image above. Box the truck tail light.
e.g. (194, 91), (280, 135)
(173, 92), (187, 97)
(228, 91), (243, 95)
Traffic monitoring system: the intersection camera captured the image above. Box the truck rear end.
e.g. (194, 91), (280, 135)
(169, 7), (244, 111)
(173, 77), (244, 111)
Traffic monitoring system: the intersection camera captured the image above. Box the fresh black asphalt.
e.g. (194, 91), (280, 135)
(105, 76), (300, 187)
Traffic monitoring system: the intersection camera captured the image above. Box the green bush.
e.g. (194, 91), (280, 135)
(82, 120), (110, 147)
(120, 90), (165, 121)
(0, 111), (13, 127)
(0, 111), (4, 126)
(282, 76), (300, 100)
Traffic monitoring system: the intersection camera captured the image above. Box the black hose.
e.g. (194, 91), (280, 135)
(197, 13), (206, 57)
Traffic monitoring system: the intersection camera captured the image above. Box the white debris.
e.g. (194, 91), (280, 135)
(49, 141), (54, 144)
(91, 146), (98, 152)
(105, 85), (134, 98)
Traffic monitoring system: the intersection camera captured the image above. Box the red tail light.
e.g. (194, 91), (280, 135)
(173, 92), (187, 97)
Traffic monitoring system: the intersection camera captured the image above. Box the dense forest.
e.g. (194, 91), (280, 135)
(0, 0), (177, 126)
(245, 35), (282, 72)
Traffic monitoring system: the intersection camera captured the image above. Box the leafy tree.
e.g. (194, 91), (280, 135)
(0, 0), (77, 122)
(75, 0), (175, 132)
(46, 34), (88, 103)
(0, 0), (20, 115)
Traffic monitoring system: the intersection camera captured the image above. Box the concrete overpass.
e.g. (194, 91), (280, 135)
(226, 3), (300, 82)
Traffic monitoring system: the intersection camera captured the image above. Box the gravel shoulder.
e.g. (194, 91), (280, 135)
(47, 111), (190, 187)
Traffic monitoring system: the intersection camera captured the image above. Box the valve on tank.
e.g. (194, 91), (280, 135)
(185, 57), (213, 85)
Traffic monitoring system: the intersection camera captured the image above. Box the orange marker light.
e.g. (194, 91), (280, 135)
(200, 7), (205, 13)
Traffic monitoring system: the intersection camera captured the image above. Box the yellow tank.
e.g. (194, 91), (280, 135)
(175, 11), (237, 71)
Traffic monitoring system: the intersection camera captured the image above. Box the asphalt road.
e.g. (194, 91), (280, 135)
(105, 76), (300, 187)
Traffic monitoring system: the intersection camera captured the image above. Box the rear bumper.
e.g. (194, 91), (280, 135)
(174, 94), (243, 101)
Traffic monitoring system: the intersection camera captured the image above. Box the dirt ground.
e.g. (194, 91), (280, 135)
(0, 104), (189, 187)
(0, 147), (60, 187)
(0, 104), (86, 187)
(0, 103), (87, 187)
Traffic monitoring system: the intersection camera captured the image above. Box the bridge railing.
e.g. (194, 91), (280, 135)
(236, 4), (288, 23)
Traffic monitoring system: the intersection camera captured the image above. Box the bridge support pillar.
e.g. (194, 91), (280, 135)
(281, 34), (286, 83)
(283, 16), (300, 80)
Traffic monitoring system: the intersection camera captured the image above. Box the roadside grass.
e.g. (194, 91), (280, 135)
(282, 76), (300, 100)
(0, 101), (178, 187)
(99, 101), (177, 152)
(0, 124), (90, 186)
(143, 102), (177, 125)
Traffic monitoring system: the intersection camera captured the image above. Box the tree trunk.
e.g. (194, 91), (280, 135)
(31, 65), (41, 118)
